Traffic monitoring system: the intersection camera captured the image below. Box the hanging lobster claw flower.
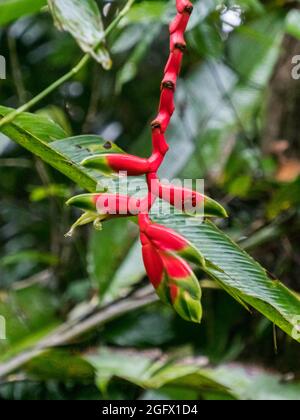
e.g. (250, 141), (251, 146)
(81, 153), (153, 176)
(160, 184), (227, 217)
(66, 193), (142, 235)
(67, 193), (142, 216)
(143, 222), (206, 267)
(141, 232), (202, 323)
(140, 233), (164, 289)
(67, 193), (99, 212)
(149, 177), (228, 218)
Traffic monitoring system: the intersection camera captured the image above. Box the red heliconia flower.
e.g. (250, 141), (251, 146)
(81, 153), (162, 176)
(67, 192), (143, 217)
(159, 252), (202, 323)
(148, 174), (228, 217)
(141, 221), (205, 267)
(140, 230), (202, 323)
(66, 0), (224, 325)
(140, 232), (164, 289)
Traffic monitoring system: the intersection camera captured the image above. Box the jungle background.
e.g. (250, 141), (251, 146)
(0, 0), (300, 400)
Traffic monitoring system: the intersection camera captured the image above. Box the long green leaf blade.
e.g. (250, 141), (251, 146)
(0, 0), (46, 26)
(156, 213), (300, 341)
(47, 0), (112, 69)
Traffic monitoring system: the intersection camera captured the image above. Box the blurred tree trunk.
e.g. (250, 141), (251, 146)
(263, 35), (300, 155)
(261, 34), (300, 292)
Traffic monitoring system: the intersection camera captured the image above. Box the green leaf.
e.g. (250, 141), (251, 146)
(36, 106), (73, 136)
(0, 0), (46, 26)
(285, 9), (300, 40)
(103, 241), (146, 303)
(3, 105), (299, 340)
(144, 361), (300, 400)
(155, 214), (300, 342)
(86, 347), (155, 392)
(29, 183), (69, 202)
(124, 1), (168, 25)
(116, 23), (161, 92)
(87, 348), (300, 400)
(47, 0), (111, 69)
(202, 364), (300, 400)
(24, 350), (95, 381)
(267, 178), (300, 220)
(51, 134), (126, 191)
(0, 286), (59, 362)
(0, 105), (66, 142)
(0, 107), (114, 192)
(182, 12), (284, 179)
(0, 250), (59, 267)
(88, 218), (139, 301)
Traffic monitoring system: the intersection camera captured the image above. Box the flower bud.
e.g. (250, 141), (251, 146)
(155, 182), (228, 218)
(67, 193), (142, 216)
(81, 153), (151, 176)
(143, 222), (205, 267)
(160, 252), (202, 323)
(141, 233), (164, 289)
(141, 231), (202, 323)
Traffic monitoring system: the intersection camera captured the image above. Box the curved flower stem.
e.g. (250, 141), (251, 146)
(140, 0), (194, 228)
(0, 0), (135, 128)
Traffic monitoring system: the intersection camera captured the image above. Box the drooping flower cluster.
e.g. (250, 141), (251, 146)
(67, 0), (227, 323)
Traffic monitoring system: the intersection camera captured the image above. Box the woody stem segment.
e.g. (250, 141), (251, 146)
(138, 0), (193, 229)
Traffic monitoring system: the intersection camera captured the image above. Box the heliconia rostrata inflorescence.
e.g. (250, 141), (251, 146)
(67, 0), (228, 323)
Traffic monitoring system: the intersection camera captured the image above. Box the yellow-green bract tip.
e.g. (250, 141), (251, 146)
(66, 194), (98, 212)
(204, 196), (228, 218)
(80, 155), (114, 176)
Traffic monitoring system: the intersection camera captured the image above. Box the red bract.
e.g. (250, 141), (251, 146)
(140, 232), (164, 289)
(81, 153), (154, 176)
(67, 1), (227, 323)
(148, 174), (228, 217)
(141, 229), (202, 323)
(141, 220), (205, 267)
(67, 193), (143, 216)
